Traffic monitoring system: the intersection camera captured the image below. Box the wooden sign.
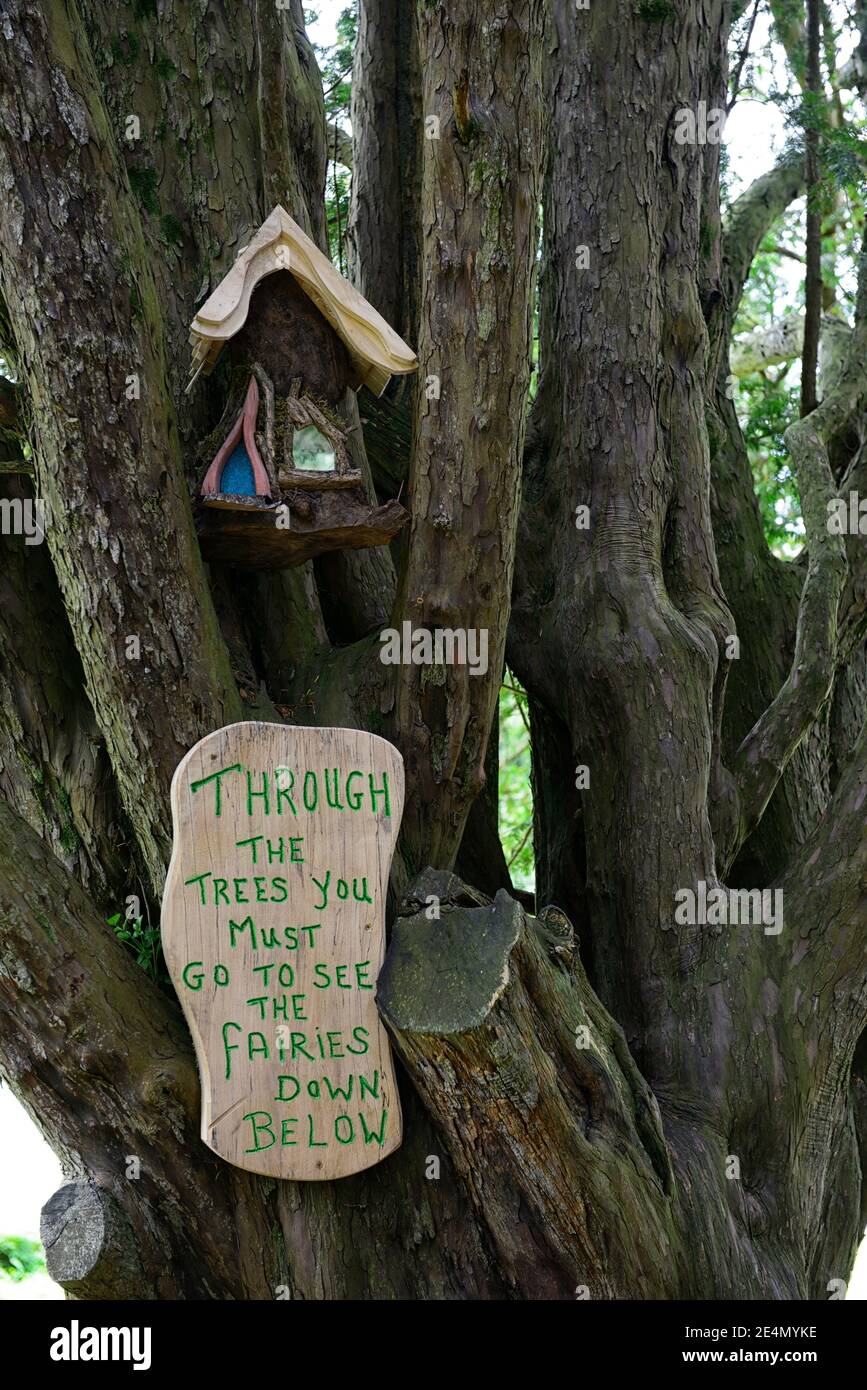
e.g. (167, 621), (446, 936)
(162, 722), (404, 1180)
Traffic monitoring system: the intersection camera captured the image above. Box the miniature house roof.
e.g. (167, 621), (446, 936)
(188, 205), (418, 397)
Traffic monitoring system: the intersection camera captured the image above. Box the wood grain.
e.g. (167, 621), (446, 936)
(162, 722), (404, 1179)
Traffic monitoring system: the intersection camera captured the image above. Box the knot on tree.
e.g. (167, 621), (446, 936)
(41, 1180), (153, 1300)
(451, 73), (481, 145)
(535, 904), (576, 969)
(381, 873), (523, 1035)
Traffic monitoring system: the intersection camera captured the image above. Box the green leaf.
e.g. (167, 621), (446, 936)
(0, 1235), (46, 1281)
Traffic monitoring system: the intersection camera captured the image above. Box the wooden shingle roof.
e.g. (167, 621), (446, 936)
(188, 205), (417, 397)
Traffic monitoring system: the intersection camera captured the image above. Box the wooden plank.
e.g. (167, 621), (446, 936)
(276, 469), (363, 491)
(196, 492), (408, 569)
(162, 722), (405, 1180)
(200, 493), (276, 513)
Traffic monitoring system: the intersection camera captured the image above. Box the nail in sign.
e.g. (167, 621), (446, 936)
(162, 722), (404, 1179)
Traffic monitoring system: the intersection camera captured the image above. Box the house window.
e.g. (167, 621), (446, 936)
(292, 426), (336, 472)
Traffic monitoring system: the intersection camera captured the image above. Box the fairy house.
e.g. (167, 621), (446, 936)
(188, 205), (417, 568)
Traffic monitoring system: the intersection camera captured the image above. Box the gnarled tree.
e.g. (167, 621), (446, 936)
(0, 0), (864, 1300)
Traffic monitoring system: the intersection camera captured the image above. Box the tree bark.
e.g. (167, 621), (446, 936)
(507, 0), (866, 1297)
(801, 0), (823, 416)
(0, 0), (242, 893)
(393, 0), (547, 877)
(0, 0), (864, 1304)
(348, 0), (422, 359)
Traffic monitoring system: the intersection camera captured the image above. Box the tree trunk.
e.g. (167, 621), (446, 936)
(347, 0), (422, 359)
(0, 0), (864, 1302)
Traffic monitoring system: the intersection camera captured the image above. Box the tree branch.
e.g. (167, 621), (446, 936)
(781, 716), (867, 1015)
(0, 1), (243, 892)
(327, 119), (353, 170)
(720, 151), (805, 335)
(730, 311), (805, 376)
(729, 310), (851, 381)
(0, 794), (273, 1298)
(801, 0), (823, 416)
(769, 0), (808, 89)
(378, 871), (678, 1298)
(732, 249), (867, 845)
(392, 0), (546, 873)
(0, 477), (129, 905)
(728, 0), (761, 111)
